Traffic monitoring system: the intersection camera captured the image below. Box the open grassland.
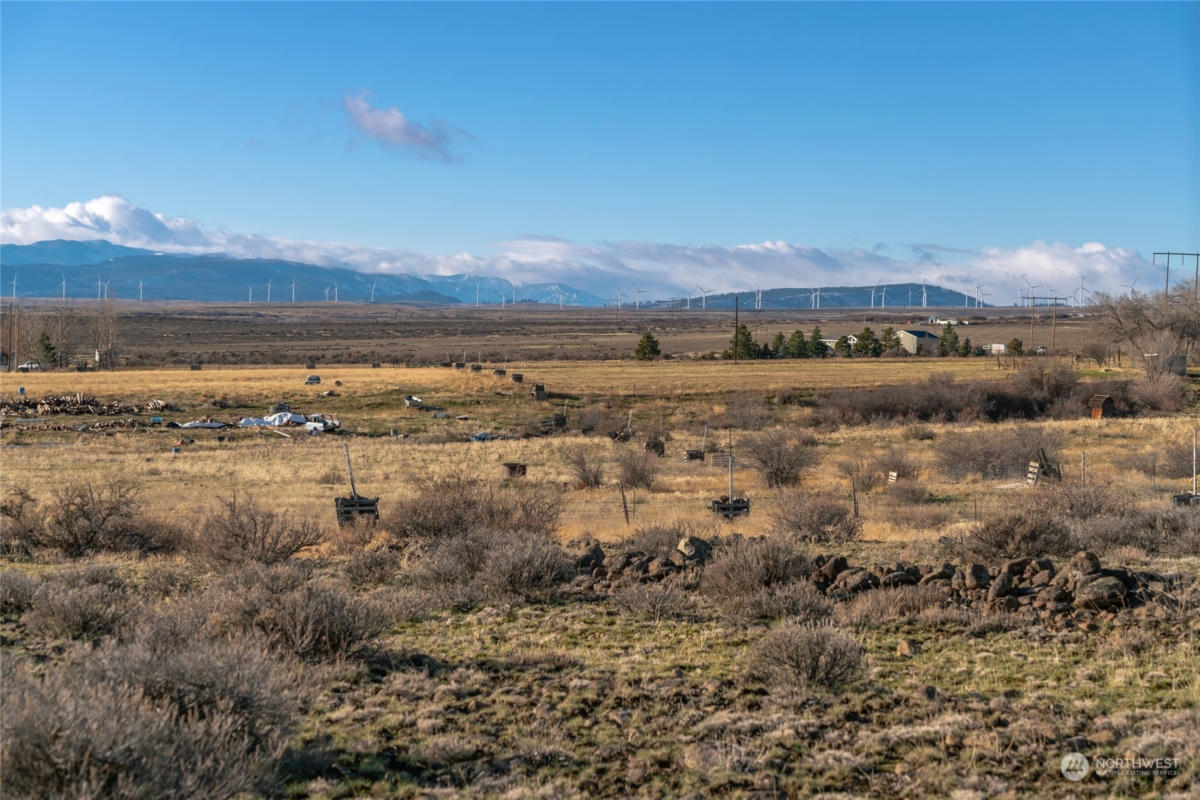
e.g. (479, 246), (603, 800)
(2, 354), (1198, 798)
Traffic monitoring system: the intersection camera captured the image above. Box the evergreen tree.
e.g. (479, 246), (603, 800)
(771, 332), (787, 358)
(785, 329), (810, 358)
(725, 324), (761, 359)
(34, 332), (56, 366)
(938, 323), (960, 357)
(852, 327), (883, 357)
(808, 327), (829, 358)
(1007, 337), (1024, 355)
(957, 337), (972, 357)
(880, 326), (902, 355)
(634, 331), (661, 360)
(834, 335), (853, 358)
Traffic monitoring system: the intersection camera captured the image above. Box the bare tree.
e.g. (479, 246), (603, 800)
(1094, 282), (1199, 372)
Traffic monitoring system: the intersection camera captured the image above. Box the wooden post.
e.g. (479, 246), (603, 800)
(343, 443), (358, 499)
(619, 483), (630, 525)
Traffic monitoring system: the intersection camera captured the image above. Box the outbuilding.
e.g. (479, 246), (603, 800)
(1089, 395), (1115, 419)
(898, 329), (939, 355)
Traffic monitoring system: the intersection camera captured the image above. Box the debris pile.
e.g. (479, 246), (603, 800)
(0, 393), (161, 417)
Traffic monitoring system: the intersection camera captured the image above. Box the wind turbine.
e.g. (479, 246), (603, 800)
(265, 279), (272, 303)
(370, 281), (377, 303)
(633, 285), (646, 310)
(248, 284), (255, 303)
(557, 291), (565, 310)
(879, 285), (887, 309)
(753, 286), (762, 310)
(697, 285), (711, 310)
(102, 280), (112, 299)
(333, 284), (338, 303)
(323, 285), (330, 302)
(138, 278), (144, 302)
(9, 273), (16, 299)
(97, 274), (102, 300)
(615, 288), (627, 311)
(921, 281), (927, 309)
(61, 274), (67, 301)
(290, 277), (296, 304)
(1122, 279), (1137, 299)
(1022, 276), (1042, 308)
(813, 285), (821, 309)
(475, 281), (480, 307)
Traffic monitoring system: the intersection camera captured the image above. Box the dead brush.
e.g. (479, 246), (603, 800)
(195, 493), (324, 565)
(612, 579), (696, 622)
(616, 449), (659, 490)
(746, 625), (864, 692)
(835, 584), (948, 628)
(770, 493), (861, 545)
(563, 444), (605, 488)
(384, 476), (562, 542)
(741, 430), (819, 488)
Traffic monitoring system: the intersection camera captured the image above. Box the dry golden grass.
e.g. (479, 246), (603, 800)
(1, 362), (1193, 547)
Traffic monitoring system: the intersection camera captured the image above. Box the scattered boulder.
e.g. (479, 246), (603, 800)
(676, 537), (712, 565)
(1070, 551), (1102, 576)
(965, 564), (991, 590)
(1074, 576), (1128, 611)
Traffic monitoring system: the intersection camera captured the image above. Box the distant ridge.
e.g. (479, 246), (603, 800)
(0, 240), (984, 308)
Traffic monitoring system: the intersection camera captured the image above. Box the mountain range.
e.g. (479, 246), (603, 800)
(0, 239), (986, 309)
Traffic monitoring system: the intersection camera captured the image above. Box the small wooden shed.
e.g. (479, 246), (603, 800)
(1089, 395), (1115, 419)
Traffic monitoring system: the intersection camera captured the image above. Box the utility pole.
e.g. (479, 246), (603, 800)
(1153, 251), (1200, 303)
(1026, 295), (1069, 353)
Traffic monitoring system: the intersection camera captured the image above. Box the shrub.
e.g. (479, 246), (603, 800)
(473, 530), (573, 603)
(770, 494), (861, 545)
(1077, 509), (1200, 558)
(410, 528), (573, 607)
(255, 581), (388, 661)
(836, 584), (947, 627)
(197, 493), (323, 564)
(612, 580), (695, 621)
(563, 444), (605, 488)
(1048, 483), (1133, 521)
(25, 581), (131, 642)
(702, 536), (811, 614)
(747, 625), (864, 692)
(616, 449), (658, 490)
(343, 549), (403, 587)
(0, 570), (39, 614)
(385, 477), (561, 541)
(1, 657), (288, 800)
(0, 487), (43, 557)
(878, 448), (920, 480)
(37, 479), (177, 557)
(742, 430), (819, 488)
(84, 624), (298, 754)
(966, 509), (1074, 561)
(722, 394), (773, 430)
(888, 483), (933, 505)
(935, 426), (1061, 480)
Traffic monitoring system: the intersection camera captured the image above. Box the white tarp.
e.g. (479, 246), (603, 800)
(180, 421), (227, 429)
(238, 412), (307, 427)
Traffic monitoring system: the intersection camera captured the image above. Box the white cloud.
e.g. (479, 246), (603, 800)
(0, 195), (1152, 302)
(342, 90), (470, 161)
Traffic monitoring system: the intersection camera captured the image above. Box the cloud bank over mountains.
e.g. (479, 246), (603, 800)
(1, 195), (1150, 303)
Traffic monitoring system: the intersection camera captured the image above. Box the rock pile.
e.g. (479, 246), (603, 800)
(574, 539), (1192, 622)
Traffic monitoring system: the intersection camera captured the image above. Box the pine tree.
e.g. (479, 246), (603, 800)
(938, 323), (960, 357)
(880, 326), (902, 355)
(852, 327), (882, 358)
(725, 324), (761, 359)
(634, 331), (661, 360)
(808, 328), (828, 358)
(785, 329), (810, 358)
(834, 335), (853, 358)
(1007, 337), (1024, 355)
(771, 332), (786, 358)
(957, 337), (972, 357)
(34, 332), (57, 366)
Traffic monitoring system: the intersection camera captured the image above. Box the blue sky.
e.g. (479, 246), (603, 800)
(1, 2), (1197, 298)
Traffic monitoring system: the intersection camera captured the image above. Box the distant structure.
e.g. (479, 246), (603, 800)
(898, 329), (939, 355)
